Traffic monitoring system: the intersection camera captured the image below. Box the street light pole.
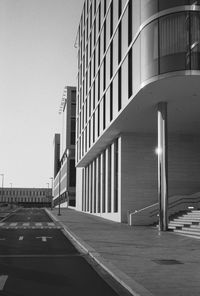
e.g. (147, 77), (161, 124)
(10, 182), (13, 209)
(49, 177), (53, 210)
(58, 170), (61, 216)
(0, 174), (4, 204)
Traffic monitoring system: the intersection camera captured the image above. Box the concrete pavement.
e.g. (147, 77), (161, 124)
(47, 207), (200, 296)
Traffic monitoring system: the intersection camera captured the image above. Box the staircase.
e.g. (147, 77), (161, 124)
(169, 210), (200, 238)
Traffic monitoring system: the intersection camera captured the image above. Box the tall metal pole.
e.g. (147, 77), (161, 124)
(58, 170), (61, 216)
(157, 102), (168, 231)
(10, 182), (13, 209)
(49, 177), (53, 210)
(0, 174), (4, 204)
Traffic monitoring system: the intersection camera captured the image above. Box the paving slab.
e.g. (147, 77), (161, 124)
(47, 208), (200, 296)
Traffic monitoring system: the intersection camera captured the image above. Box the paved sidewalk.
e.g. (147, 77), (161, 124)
(47, 208), (200, 296)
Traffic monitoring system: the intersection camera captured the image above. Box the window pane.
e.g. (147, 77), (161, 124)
(159, 13), (188, 74)
(141, 20), (158, 82)
(141, 0), (158, 22)
(159, 0), (189, 11)
(191, 12), (200, 70)
(132, 0), (141, 38)
(122, 7), (128, 59)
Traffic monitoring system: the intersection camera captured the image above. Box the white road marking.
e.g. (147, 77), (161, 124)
(0, 275), (8, 290)
(10, 223), (17, 227)
(35, 223), (42, 226)
(47, 223), (55, 226)
(0, 223), (5, 226)
(36, 236), (52, 242)
(19, 236), (24, 241)
(22, 223), (30, 226)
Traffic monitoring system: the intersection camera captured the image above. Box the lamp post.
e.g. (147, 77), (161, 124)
(58, 169), (61, 216)
(49, 177), (53, 210)
(10, 182), (13, 209)
(0, 174), (4, 204)
(66, 149), (71, 208)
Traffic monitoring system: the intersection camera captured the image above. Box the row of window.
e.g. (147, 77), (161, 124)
(0, 197), (50, 202)
(82, 138), (119, 214)
(77, 0), (200, 108)
(0, 190), (49, 196)
(76, 11), (200, 162)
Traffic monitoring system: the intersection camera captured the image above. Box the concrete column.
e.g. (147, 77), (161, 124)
(88, 164), (92, 213)
(105, 147), (111, 213)
(85, 166), (89, 212)
(157, 102), (168, 231)
(96, 157), (100, 213)
(100, 153), (105, 213)
(111, 142), (116, 213)
(92, 160), (96, 213)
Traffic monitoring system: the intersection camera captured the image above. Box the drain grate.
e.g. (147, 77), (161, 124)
(153, 259), (183, 265)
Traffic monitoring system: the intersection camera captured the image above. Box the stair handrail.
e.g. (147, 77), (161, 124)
(131, 202), (158, 215)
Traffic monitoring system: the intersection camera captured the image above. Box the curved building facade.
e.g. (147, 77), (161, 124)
(75, 0), (200, 225)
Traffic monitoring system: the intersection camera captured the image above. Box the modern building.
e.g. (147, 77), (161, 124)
(75, 0), (200, 228)
(53, 86), (76, 208)
(0, 187), (52, 208)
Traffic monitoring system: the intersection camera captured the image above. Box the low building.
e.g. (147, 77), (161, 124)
(53, 86), (76, 208)
(0, 187), (52, 208)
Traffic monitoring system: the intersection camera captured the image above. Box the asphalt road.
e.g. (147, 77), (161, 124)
(0, 208), (127, 296)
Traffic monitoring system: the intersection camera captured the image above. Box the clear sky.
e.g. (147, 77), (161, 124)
(0, 0), (83, 188)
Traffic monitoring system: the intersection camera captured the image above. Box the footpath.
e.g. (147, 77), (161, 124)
(47, 208), (200, 296)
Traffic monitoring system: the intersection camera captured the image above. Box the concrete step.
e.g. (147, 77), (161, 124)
(182, 227), (200, 233)
(173, 218), (200, 223)
(168, 223), (184, 228)
(174, 229), (200, 236)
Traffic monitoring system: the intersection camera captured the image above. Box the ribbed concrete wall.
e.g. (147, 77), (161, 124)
(120, 133), (200, 222)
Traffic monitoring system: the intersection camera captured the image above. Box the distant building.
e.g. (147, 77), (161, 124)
(53, 86), (76, 208)
(0, 187), (52, 208)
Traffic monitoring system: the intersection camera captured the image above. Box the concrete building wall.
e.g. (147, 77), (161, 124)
(120, 133), (157, 222)
(75, 167), (83, 211)
(120, 133), (200, 222)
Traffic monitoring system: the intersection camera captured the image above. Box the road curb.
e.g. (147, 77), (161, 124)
(46, 209), (154, 296)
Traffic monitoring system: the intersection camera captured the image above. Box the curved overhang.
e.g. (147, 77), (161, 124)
(77, 71), (200, 167)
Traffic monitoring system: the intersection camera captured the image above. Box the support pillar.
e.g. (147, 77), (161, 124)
(157, 102), (168, 231)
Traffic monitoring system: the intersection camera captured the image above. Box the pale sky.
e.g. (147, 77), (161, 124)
(0, 0), (83, 188)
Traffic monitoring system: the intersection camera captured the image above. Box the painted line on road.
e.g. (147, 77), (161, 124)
(22, 223), (30, 226)
(0, 223), (5, 226)
(35, 223), (42, 226)
(36, 236), (52, 242)
(0, 275), (8, 290)
(10, 223), (17, 227)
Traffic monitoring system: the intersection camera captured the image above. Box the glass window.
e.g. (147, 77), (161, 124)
(132, 35), (141, 95)
(190, 12), (200, 70)
(121, 7), (128, 58)
(106, 7), (111, 48)
(113, 30), (119, 73)
(121, 56), (128, 107)
(141, 0), (158, 22)
(159, 13), (188, 74)
(113, 73), (118, 118)
(69, 159), (76, 187)
(141, 19), (158, 82)
(113, 0), (119, 31)
(159, 0), (189, 11)
(106, 49), (110, 88)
